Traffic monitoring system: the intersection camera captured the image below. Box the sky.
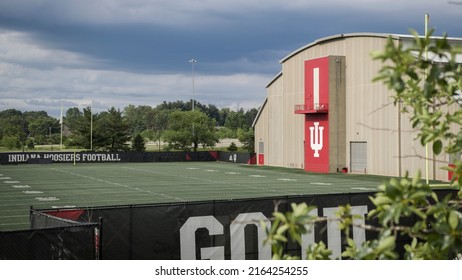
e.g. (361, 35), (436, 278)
(0, 0), (461, 117)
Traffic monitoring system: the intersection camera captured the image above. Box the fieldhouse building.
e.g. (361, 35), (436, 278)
(253, 33), (462, 181)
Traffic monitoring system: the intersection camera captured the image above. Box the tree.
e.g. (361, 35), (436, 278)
(96, 107), (131, 152)
(163, 110), (218, 152)
(218, 107), (231, 127)
(202, 104), (220, 125)
(124, 104), (155, 134)
(267, 31), (462, 260)
(28, 116), (60, 145)
(64, 107), (82, 132)
(238, 128), (255, 153)
(227, 142), (238, 152)
(66, 107), (94, 149)
(0, 109), (28, 149)
(132, 133), (146, 152)
(0, 109), (37, 151)
(2, 135), (20, 149)
(0, 109), (63, 150)
(224, 109), (245, 131)
(244, 108), (259, 129)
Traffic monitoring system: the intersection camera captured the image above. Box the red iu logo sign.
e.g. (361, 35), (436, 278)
(309, 122), (324, 158)
(304, 57), (330, 173)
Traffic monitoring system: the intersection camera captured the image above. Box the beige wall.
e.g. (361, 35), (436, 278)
(255, 73), (305, 168)
(256, 34), (457, 181)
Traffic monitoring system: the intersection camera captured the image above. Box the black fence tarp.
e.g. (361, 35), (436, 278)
(0, 151), (220, 164)
(217, 152), (256, 164)
(0, 151), (257, 165)
(36, 190), (457, 260)
(0, 225), (97, 260)
(0, 209), (101, 260)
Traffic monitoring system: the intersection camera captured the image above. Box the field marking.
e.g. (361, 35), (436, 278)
(0, 221), (29, 227)
(3, 181), (20, 184)
(51, 167), (186, 202)
(22, 190), (43, 194)
(310, 182), (332, 186)
(277, 178), (297, 182)
(0, 177), (12, 180)
(12, 185), (32, 189)
(35, 197), (60, 201)
(351, 187), (376, 191)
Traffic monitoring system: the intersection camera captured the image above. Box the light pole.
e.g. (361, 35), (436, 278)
(189, 58), (197, 111)
(90, 100), (93, 151)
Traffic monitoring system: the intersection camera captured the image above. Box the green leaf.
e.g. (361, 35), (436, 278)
(273, 212), (287, 223)
(411, 170), (421, 186)
(276, 224), (289, 235)
(407, 69), (419, 80)
(273, 234), (288, 243)
(448, 210), (459, 230)
(377, 236), (396, 253)
(412, 208), (427, 220)
(409, 191), (429, 201)
(372, 196), (393, 206)
(432, 140), (443, 155)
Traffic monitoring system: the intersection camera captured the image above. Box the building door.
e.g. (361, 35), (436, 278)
(350, 142), (367, 173)
(258, 141), (264, 165)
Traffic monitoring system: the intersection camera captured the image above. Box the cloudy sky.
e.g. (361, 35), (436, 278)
(0, 0), (461, 117)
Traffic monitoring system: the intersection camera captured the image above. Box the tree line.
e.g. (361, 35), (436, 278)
(0, 100), (258, 152)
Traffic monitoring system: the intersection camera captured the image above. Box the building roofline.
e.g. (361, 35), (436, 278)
(266, 71), (282, 88)
(279, 32), (462, 64)
(252, 98), (267, 128)
(280, 33), (398, 63)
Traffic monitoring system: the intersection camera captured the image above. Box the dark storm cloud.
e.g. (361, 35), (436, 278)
(0, 0), (461, 116)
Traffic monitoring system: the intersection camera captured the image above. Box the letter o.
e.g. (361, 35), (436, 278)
(230, 212), (271, 260)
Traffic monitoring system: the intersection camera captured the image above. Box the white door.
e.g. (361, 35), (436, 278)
(350, 142), (367, 173)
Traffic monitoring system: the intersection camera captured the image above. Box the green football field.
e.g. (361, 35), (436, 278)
(0, 162), (446, 231)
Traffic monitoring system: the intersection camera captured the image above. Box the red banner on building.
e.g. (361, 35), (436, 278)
(304, 57), (330, 173)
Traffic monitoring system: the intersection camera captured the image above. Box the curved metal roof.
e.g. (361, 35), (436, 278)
(279, 32), (462, 64)
(265, 71), (282, 89)
(279, 33), (400, 64)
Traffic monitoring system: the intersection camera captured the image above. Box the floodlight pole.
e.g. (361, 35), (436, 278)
(189, 59), (197, 111)
(90, 100), (93, 151)
(49, 126), (52, 150)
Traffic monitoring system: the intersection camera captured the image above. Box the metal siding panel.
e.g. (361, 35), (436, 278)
(344, 37), (399, 176)
(266, 76), (284, 167)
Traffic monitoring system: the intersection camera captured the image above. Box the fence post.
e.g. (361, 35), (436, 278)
(95, 217), (103, 260)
